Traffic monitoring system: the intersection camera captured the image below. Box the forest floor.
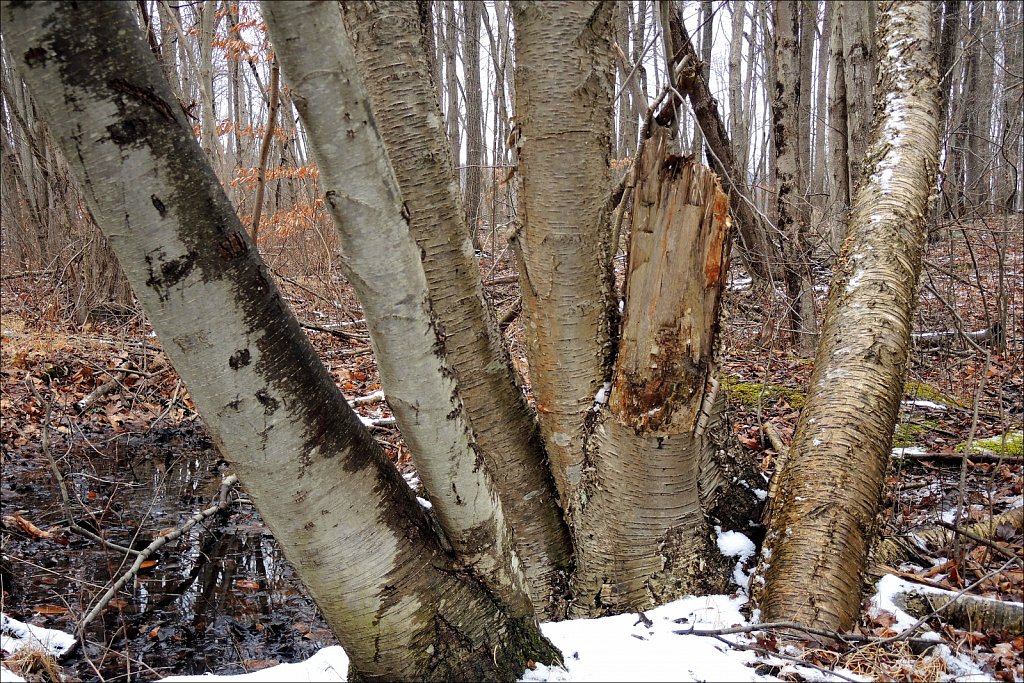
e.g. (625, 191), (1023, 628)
(1, 214), (1021, 681)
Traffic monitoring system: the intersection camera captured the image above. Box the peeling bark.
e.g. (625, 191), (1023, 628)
(757, 0), (941, 631)
(340, 0), (572, 619)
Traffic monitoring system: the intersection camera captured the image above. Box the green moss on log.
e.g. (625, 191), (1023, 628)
(722, 378), (806, 409)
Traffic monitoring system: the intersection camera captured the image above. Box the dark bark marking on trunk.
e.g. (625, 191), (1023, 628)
(229, 348), (251, 370)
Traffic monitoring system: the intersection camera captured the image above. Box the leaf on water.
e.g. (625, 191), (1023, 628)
(32, 605), (69, 615)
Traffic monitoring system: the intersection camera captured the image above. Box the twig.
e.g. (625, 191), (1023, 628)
(675, 620), (936, 648)
(952, 351), (991, 560)
(65, 474), (239, 658)
(704, 633), (859, 682)
(25, 376), (139, 557)
(933, 520), (1023, 565)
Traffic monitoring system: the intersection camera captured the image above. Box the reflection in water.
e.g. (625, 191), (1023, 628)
(3, 429), (333, 679)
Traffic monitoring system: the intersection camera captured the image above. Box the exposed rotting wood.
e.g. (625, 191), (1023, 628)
(609, 125), (731, 435)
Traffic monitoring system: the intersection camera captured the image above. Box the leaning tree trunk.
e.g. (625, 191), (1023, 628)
(262, 0), (535, 620)
(1, 2), (558, 679)
(339, 0), (573, 620)
(756, 0), (941, 631)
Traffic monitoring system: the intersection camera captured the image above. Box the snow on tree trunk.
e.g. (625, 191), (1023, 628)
(756, 0), (941, 631)
(2, 1), (556, 678)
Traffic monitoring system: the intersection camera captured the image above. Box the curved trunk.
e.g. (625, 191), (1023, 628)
(263, 0), (534, 619)
(339, 0), (572, 618)
(757, 0), (941, 631)
(2, 1), (556, 678)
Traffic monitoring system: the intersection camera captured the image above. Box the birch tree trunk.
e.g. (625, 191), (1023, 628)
(339, 0), (572, 620)
(756, 0), (941, 630)
(263, 0), (535, 620)
(510, 0), (616, 523)
(1, 1), (558, 678)
(572, 127), (762, 615)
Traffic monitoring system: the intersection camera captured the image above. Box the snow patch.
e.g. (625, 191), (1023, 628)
(0, 614), (75, 660)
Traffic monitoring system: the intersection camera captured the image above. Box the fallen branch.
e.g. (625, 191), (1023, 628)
(499, 297), (522, 333)
(299, 320), (369, 342)
(64, 473), (239, 658)
(0, 269), (54, 280)
(674, 620), (937, 648)
(26, 377), (139, 557)
(932, 520), (1023, 566)
(889, 558), (1024, 636)
(483, 274), (519, 286)
(872, 508), (1023, 570)
(913, 323), (1002, 349)
(75, 362), (131, 413)
(894, 450), (1023, 463)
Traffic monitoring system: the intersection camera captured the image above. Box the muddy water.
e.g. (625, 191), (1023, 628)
(1, 424), (336, 680)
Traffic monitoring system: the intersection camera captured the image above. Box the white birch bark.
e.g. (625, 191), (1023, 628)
(262, 0), (533, 618)
(2, 2), (557, 677)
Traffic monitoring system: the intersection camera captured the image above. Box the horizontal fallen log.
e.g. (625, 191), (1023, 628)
(893, 584), (1023, 635)
(913, 322), (1003, 349)
(872, 508), (1024, 570)
(894, 451), (1023, 463)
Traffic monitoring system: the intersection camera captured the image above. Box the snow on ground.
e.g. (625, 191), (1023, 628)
(1, 613), (76, 682)
(1, 573), (1001, 682)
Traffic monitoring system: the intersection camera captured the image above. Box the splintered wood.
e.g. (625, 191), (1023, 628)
(609, 125), (732, 435)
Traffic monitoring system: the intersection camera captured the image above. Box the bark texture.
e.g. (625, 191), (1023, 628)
(773, 0), (814, 354)
(340, 0), (572, 619)
(510, 0), (616, 520)
(757, 0), (941, 630)
(263, 0), (535, 620)
(570, 128), (759, 615)
(1, 2), (557, 678)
